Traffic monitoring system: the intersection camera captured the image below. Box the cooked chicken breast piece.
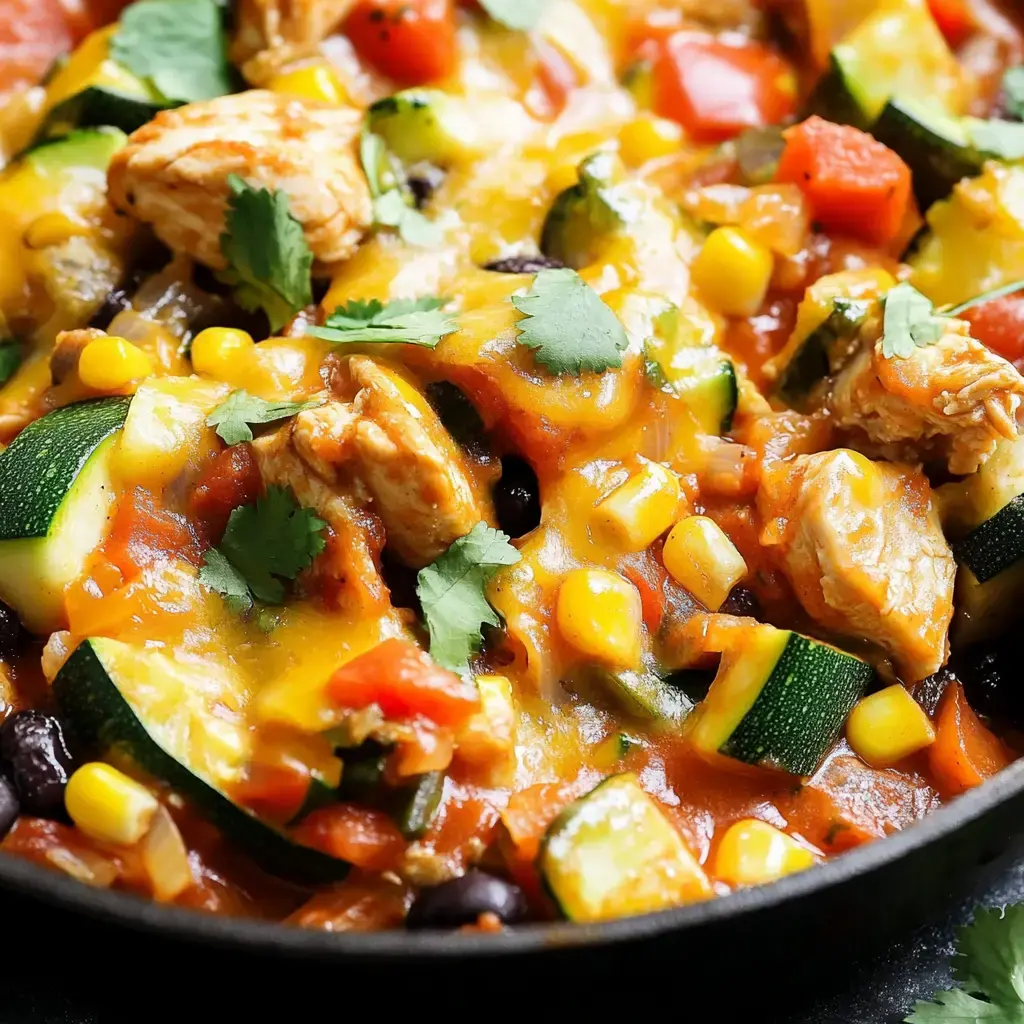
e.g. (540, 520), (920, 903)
(295, 356), (487, 567)
(251, 424), (388, 615)
(107, 91), (371, 271)
(758, 449), (955, 681)
(232, 0), (354, 84)
(829, 318), (1024, 474)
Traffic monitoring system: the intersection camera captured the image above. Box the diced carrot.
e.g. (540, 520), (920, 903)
(929, 680), (1012, 796)
(188, 443), (263, 543)
(775, 116), (912, 247)
(105, 488), (203, 578)
(327, 639), (481, 728)
(293, 804), (406, 871)
(960, 292), (1024, 366)
(927, 0), (974, 47)
(232, 763), (311, 826)
(345, 0), (456, 85)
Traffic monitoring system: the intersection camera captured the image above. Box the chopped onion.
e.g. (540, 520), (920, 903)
(140, 806), (194, 902)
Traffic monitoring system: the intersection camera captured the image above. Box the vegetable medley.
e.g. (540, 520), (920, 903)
(0, 0), (1023, 933)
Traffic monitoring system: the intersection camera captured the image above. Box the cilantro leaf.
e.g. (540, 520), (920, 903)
(511, 267), (628, 375)
(882, 282), (946, 360)
(0, 341), (21, 386)
(112, 0), (232, 104)
(906, 907), (1024, 1023)
(307, 296), (457, 347)
(359, 131), (442, 247)
(947, 279), (1024, 317)
(479, 0), (548, 30)
(219, 175), (313, 333)
(206, 390), (320, 446)
(416, 522), (521, 671)
(198, 548), (253, 615)
(1003, 66), (1024, 121)
(199, 485), (326, 610)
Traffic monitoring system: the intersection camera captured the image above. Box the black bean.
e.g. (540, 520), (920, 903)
(406, 870), (528, 930)
(953, 642), (1024, 729)
(720, 586), (762, 620)
(0, 600), (23, 659)
(493, 456), (541, 539)
(424, 381), (490, 460)
(87, 286), (134, 331)
(484, 254), (566, 274)
(0, 775), (19, 839)
(0, 711), (75, 818)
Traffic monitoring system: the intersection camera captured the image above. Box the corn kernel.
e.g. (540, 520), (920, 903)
(548, 163), (580, 195)
(846, 684), (936, 768)
(190, 327), (254, 379)
(65, 762), (159, 846)
(23, 212), (88, 249)
(78, 336), (154, 392)
(714, 819), (818, 887)
(557, 569), (643, 669)
(618, 116), (682, 167)
(269, 63), (348, 105)
(691, 226), (774, 318)
(592, 461), (681, 551)
(457, 674), (517, 784)
(662, 515), (747, 611)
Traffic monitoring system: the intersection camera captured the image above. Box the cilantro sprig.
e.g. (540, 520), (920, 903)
(112, 0), (232, 104)
(882, 283), (947, 359)
(479, 0), (548, 30)
(199, 485), (326, 613)
(360, 132), (440, 247)
(416, 522), (521, 671)
(307, 297), (457, 347)
(907, 905), (1024, 1022)
(511, 267), (628, 375)
(219, 175), (314, 333)
(206, 390), (320, 446)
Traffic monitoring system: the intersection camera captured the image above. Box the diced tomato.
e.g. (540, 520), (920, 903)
(960, 292), (1024, 367)
(294, 804), (406, 871)
(233, 763), (311, 825)
(927, 0), (975, 47)
(929, 681), (1012, 796)
(327, 639), (480, 727)
(622, 556), (668, 633)
(287, 874), (411, 931)
(634, 29), (796, 143)
(775, 117), (912, 247)
(0, 0), (74, 94)
(532, 39), (578, 119)
(345, 0), (456, 85)
(105, 488), (203, 578)
(501, 776), (595, 862)
(188, 443), (263, 543)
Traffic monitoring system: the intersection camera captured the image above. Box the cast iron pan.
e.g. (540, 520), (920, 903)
(2, 757), (1023, 981)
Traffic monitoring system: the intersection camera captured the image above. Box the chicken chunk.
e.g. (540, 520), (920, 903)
(295, 356), (487, 567)
(829, 318), (1024, 474)
(251, 424), (388, 615)
(231, 0), (355, 84)
(107, 91), (371, 271)
(758, 449), (955, 681)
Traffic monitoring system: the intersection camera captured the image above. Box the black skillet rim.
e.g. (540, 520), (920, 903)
(2, 756), (1023, 959)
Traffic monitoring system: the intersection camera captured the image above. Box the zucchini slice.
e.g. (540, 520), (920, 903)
(538, 773), (711, 922)
(0, 398), (130, 632)
(53, 638), (350, 883)
(871, 98), (986, 210)
(808, 0), (964, 128)
(687, 625), (873, 776)
(39, 87), (165, 141)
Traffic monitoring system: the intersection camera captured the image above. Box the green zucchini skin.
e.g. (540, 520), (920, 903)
(0, 397), (130, 541)
(806, 52), (871, 130)
(391, 772), (445, 839)
(37, 88), (167, 142)
(54, 641), (350, 885)
(719, 633), (873, 776)
(954, 494), (1024, 584)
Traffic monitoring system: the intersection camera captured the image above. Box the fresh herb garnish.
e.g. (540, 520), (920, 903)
(1002, 66), (1024, 121)
(111, 0), (232, 104)
(906, 905), (1024, 1021)
(479, 0), (547, 30)
(416, 522), (521, 671)
(0, 342), (21, 386)
(360, 131), (440, 247)
(199, 485), (326, 613)
(882, 283), (947, 360)
(219, 175), (313, 333)
(947, 279), (1024, 317)
(206, 390), (320, 446)
(511, 267), (629, 375)
(307, 297), (457, 347)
